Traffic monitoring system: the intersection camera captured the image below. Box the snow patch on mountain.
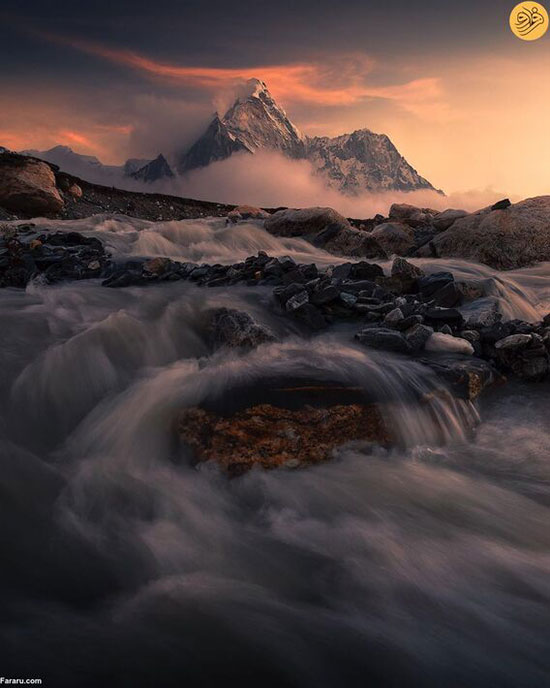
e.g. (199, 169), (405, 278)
(305, 130), (438, 194)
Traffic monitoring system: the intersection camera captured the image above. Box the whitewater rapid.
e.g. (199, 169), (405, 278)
(2, 215), (550, 687)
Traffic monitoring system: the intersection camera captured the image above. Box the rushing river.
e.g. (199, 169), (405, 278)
(1, 215), (550, 687)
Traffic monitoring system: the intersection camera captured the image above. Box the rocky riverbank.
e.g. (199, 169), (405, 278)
(2, 151), (550, 474)
(4, 150), (550, 271)
(3, 217), (548, 473)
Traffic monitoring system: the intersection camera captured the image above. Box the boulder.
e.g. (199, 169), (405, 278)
(355, 327), (411, 353)
(310, 285), (339, 306)
(178, 379), (390, 474)
(465, 302), (502, 329)
(405, 323), (433, 352)
(425, 332), (474, 355)
(495, 333), (532, 351)
(371, 222), (415, 256)
(264, 206), (350, 237)
(456, 279), (490, 302)
(494, 333), (549, 381)
(427, 196), (550, 269)
(264, 207), (385, 259)
(0, 153), (64, 216)
(143, 257), (172, 276)
(67, 183), (83, 199)
(390, 257), (424, 293)
(207, 308), (275, 350)
(431, 209), (468, 232)
(388, 203), (437, 228)
(331, 261), (383, 281)
(227, 205), (270, 222)
(430, 281), (462, 308)
(420, 356), (503, 400)
(424, 307), (464, 329)
(491, 198), (512, 211)
(321, 227), (385, 259)
(384, 307), (405, 327)
(391, 256), (424, 280)
(286, 290), (309, 312)
(418, 272), (454, 298)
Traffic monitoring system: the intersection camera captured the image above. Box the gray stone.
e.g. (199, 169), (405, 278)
(495, 334), (533, 351)
(356, 327), (412, 353)
(208, 308), (275, 350)
(371, 222), (415, 256)
(340, 291), (358, 306)
(432, 208), (468, 232)
(286, 290), (309, 312)
(405, 323), (433, 352)
(384, 307), (405, 326)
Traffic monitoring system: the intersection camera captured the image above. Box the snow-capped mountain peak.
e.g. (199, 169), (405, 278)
(20, 80), (439, 194)
(221, 78), (304, 155)
(305, 129), (438, 194)
(231, 77), (270, 104)
(176, 79), (438, 194)
(177, 78), (305, 173)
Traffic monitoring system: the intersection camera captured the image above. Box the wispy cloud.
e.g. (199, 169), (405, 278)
(36, 31), (447, 119)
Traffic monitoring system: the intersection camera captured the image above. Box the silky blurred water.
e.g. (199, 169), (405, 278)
(1, 215), (550, 687)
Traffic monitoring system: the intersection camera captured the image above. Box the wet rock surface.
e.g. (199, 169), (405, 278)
(0, 223), (108, 287)
(178, 379), (390, 474)
(3, 229), (546, 388)
(207, 307), (276, 351)
(227, 205), (270, 223)
(370, 222), (415, 255)
(419, 355), (504, 401)
(2, 222), (549, 394)
(264, 206), (387, 259)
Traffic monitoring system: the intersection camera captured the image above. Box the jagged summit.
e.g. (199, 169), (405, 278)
(230, 77), (270, 104)
(131, 154), (174, 183)
(178, 114), (249, 174)
(177, 78), (305, 173)
(223, 78), (304, 155)
(176, 78), (438, 194)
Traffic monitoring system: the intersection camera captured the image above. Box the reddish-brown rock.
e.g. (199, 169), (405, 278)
(178, 401), (390, 474)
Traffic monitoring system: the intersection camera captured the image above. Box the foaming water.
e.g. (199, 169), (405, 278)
(2, 216), (550, 687)
(19, 214), (550, 319)
(24, 214), (340, 266)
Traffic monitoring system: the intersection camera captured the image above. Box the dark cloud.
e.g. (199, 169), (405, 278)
(2, 0), (518, 73)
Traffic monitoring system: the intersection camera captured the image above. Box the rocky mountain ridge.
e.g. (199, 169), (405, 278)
(177, 79), (438, 195)
(15, 78), (440, 195)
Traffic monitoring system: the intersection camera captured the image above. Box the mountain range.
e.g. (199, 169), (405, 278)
(18, 79), (440, 195)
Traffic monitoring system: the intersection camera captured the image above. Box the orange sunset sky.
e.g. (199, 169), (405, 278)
(2, 0), (550, 198)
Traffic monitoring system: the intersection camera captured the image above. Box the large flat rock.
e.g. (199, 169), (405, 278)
(426, 196), (550, 269)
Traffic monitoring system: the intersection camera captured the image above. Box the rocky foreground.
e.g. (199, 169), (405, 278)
(2, 215), (549, 474)
(2, 151), (550, 474)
